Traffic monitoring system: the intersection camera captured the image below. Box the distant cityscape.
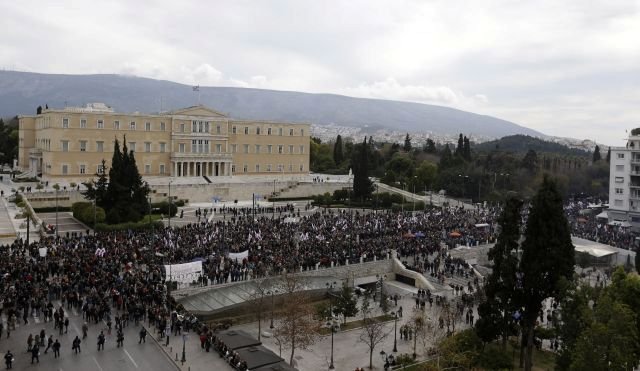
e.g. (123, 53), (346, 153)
(311, 123), (604, 152)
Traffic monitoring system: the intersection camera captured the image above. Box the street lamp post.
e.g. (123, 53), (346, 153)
(458, 174), (469, 203)
(168, 180), (173, 228)
(376, 274), (386, 307)
(55, 187), (58, 238)
(269, 289), (278, 329)
(181, 332), (187, 364)
(273, 179), (276, 219)
(412, 176), (417, 213)
(326, 281), (337, 369)
(392, 311), (399, 352)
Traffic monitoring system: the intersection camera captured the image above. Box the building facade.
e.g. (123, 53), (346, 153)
(608, 131), (640, 229)
(18, 104), (310, 181)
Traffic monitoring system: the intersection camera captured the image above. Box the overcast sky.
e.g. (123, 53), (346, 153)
(2, 0), (638, 145)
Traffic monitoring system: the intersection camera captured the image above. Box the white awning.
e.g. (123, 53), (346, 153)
(609, 220), (631, 228)
(595, 211), (608, 219)
(572, 237), (618, 258)
(475, 223), (490, 228)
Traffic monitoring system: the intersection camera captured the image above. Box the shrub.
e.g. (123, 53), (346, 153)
(95, 220), (164, 232)
(71, 202), (105, 226)
(106, 208), (122, 224)
(476, 347), (511, 370)
(152, 201), (177, 217)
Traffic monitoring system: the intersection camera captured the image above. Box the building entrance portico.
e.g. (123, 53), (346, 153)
(172, 158), (232, 177)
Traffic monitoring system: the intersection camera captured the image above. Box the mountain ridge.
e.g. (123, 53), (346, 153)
(0, 70), (544, 139)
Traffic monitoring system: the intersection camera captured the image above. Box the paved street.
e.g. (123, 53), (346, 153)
(0, 301), (177, 371)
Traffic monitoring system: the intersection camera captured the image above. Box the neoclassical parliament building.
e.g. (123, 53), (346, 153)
(18, 104), (310, 181)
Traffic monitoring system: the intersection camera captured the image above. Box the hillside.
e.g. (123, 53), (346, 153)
(474, 135), (590, 157)
(0, 70), (545, 138)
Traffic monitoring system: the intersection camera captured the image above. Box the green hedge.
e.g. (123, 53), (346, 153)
(71, 202), (106, 226)
(95, 220), (164, 232)
(150, 201), (177, 217)
(33, 206), (71, 213)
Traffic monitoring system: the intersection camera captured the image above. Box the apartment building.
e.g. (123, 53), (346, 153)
(608, 130), (640, 230)
(18, 104), (310, 181)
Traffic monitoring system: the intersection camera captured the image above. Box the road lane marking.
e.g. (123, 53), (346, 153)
(72, 323), (81, 336)
(124, 349), (139, 368)
(93, 357), (104, 371)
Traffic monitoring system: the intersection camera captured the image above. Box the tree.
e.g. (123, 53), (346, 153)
(403, 133), (412, 152)
(352, 137), (373, 200)
(424, 138), (437, 154)
(274, 274), (319, 366)
(475, 197), (523, 348)
(592, 145), (601, 163)
(333, 282), (358, 324)
(520, 176), (575, 371)
(333, 135), (344, 165)
(248, 278), (270, 341)
(415, 161), (437, 191)
(455, 134), (464, 157)
(463, 136), (471, 160)
(522, 149), (538, 172)
(439, 144), (453, 168)
(606, 147), (611, 163)
(358, 296), (390, 369)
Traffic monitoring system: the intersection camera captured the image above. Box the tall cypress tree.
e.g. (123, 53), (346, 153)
(463, 136), (471, 160)
(592, 145), (601, 163)
(520, 176), (574, 371)
(106, 139), (125, 223)
(333, 135), (344, 165)
(475, 197), (523, 348)
(352, 137), (373, 200)
(403, 133), (412, 152)
(439, 144), (452, 169)
(606, 147), (611, 163)
(456, 133), (464, 157)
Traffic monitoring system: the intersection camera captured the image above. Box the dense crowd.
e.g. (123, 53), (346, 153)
(0, 195), (634, 366)
(565, 201), (636, 250)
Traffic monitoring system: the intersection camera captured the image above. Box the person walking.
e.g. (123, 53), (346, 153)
(44, 335), (53, 354)
(52, 338), (60, 359)
(4, 351), (13, 370)
(64, 318), (69, 334)
(72, 336), (81, 354)
(27, 334), (33, 352)
(97, 331), (105, 351)
(138, 327), (147, 344)
(116, 330), (124, 348)
(82, 322), (88, 339)
(30, 344), (39, 364)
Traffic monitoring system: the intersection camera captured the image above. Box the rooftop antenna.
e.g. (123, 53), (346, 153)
(193, 85), (200, 105)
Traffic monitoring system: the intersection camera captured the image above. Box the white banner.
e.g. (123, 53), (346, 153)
(228, 250), (249, 262)
(38, 248), (47, 257)
(164, 261), (203, 284)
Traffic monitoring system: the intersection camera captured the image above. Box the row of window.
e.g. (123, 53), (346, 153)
(58, 118), (305, 136)
(59, 140), (168, 153)
(55, 140), (305, 155)
(60, 163), (167, 175)
(231, 144), (305, 154)
(231, 126), (304, 137)
(62, 118), (167, 131)
(58, 162), (305, 175)
(233, 164), (304, 173)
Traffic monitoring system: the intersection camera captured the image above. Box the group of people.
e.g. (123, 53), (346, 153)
(1, 190), (630, 368)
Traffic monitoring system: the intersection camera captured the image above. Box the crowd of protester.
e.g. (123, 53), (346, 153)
(0, 194), (635, 366)
(564, 200), (636, 250)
